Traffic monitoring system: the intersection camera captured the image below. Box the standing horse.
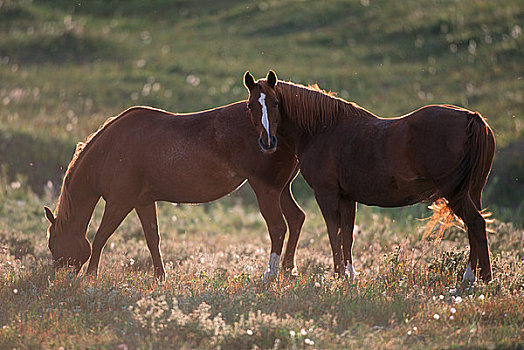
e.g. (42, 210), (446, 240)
(44, 103), (306, 281)
(244, 71), (495, 282)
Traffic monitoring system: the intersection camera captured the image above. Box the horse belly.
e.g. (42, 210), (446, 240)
(144, 165), (245, 204)
(348, 175), (434, 207)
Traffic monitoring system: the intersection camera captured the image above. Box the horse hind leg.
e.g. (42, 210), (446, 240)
(449, 195), (492, 283)
(86, 202), (133, 276)
(280, 181), (306, 276)
(463, 189), (482, 282)
(136, 203), (165, 280)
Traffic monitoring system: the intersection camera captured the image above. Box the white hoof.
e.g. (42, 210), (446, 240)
(262, 253), (280, 283)
(461, 262), (476, 283)
(344, 263), (359, 279)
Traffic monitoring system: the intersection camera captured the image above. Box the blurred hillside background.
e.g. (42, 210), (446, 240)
(1, 0), (523, 223)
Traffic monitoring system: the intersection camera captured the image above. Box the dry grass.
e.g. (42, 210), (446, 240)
(1, 181), (523, 349)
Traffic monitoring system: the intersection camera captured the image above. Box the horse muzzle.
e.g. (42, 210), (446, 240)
(258, 135), (278, 153)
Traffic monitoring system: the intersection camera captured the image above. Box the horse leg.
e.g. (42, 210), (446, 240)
(86, 202), (133, 276)
(340, 199), (358, 278)
(135, 203), (165, 280)
(314, 190), (343, 276)
(451, 195), (491, 283)
(249, 180), (287, 282)
(280, 180), (306, 275)
(462, 228), (479, 283)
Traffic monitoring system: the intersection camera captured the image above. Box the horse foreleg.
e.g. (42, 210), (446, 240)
(280, 181), (306, 276)
(136, 203), (165, 280)
(340, 199), (358, 278)
(315, 190), (343, 276)
(86, 202), (132, 276)
(250, 181), (287, 282)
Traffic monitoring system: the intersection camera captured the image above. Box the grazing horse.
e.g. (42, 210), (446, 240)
(244, 71), (495, 283)
(44, 103), (306, 281)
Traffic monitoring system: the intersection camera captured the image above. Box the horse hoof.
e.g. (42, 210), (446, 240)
(344, 263), (359, 279)
(461, 262), (476, 284)
(281, 266), (299, 277)
(262, 271), (278, 284)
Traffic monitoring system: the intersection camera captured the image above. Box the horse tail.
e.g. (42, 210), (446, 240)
(423, 111), (495, 242)
(451, 111), (495, 208)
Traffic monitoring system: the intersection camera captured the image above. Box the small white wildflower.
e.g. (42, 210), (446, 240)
(247, 329), (253, 336)
(478, 294), (485, 301)
(300, 328), (307, 336)
(413, 326), (417, 331)
(433, 313), (440, 320)
(439, 294), (444, 300)
(13, 288), (18, 294)
(450, 315), (454, 320)
(449, 288), (457, 295)
(407, 330), (412, 335)
(129, 258), (135, 266)
(289, 330), (296, 337)
(455, 296), (463, 303)
(450, 307), (456, 314)
(314, 282), (321, 288)
(304, 338), (314, 345)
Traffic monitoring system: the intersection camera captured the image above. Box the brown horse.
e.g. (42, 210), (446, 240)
(244, 71), (495, 282)
(44, 103), (306, 281)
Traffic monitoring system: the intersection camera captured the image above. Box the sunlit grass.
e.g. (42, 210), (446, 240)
(0, 178), (523, 349)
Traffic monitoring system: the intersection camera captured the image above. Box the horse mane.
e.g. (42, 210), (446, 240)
(54, 107), (137, 228)
(275, 81), (371, 132)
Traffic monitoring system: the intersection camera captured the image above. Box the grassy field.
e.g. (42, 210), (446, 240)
(1, 0), (523, 348)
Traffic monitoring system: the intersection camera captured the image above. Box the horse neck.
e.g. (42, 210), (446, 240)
(275, 82), (376, 154)
(54, 161), (100, 238)
(275, 82), (343, 154)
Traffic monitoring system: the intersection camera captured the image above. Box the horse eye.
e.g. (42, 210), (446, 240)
(274, 101), (279, 107)
(247, 104), (253, 110)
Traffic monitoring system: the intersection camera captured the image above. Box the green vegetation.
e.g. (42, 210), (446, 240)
(0, 0), (523, 348)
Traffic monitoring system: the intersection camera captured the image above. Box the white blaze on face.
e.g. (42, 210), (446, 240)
(258, 92), (271, 144)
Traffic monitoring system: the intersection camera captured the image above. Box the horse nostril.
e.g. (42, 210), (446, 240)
(259, 136), (277, 152)
(270, 135), (277, 149)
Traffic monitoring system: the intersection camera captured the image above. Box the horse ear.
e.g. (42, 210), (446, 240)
(244, 71), (256, 90)
(44, 206), (56, 224)
(267, 70), (277, 89)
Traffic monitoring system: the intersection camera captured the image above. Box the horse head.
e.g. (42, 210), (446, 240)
(244, 70), (280, 153)
(45, 206), (91, 274)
